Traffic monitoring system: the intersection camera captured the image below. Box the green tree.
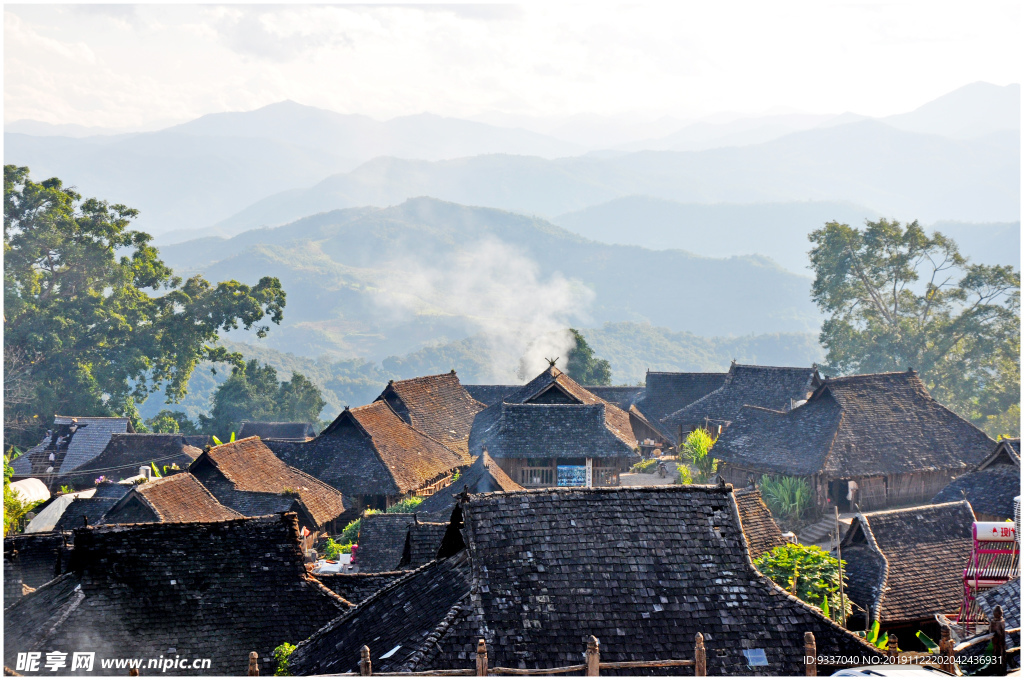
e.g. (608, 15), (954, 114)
(199, 359), (326, 437)
(145, 410), (200, 434)
(809, 219), (1020, 435)
(3, 166), (287, 449)
(754, 543), (851, 624)
(566, 328), (612, 385)
(681, 427), (718, 482)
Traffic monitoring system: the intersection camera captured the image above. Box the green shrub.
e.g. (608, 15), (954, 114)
(754, 543), (850, 624)
(759, 474), (814, 523)
(386, 496), (424, 514)
(630, 458), (660, 473)
(273, 642), (296, 676)
(677, 465), (694, 485)
(321, 537), (353, 560)
(682, 428), (718, 482)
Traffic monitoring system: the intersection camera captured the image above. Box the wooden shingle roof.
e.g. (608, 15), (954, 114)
(356, 513), (417, 573)
(734, 486), (787, 560)
(932, 467), (1020, 520)
(53, 482), (130, 530)
(313, 571), (407, 606)
(464, 385), (519, 406)
(2, 531), (71, 590)
(102, 473), (243, 524)
(237, 421), (317, 441)
(584, 386), (644, 410)
(13, 416), (135, 476)
(662, 364), (820, 432)
(2, 514), (352, 675)
(415, 453), (523, 517)
(189, 436), (346, 529)
(715, 371), (995, 478)
(634, 371), (727, 422)
(476, 402), (636, 460)
(376, 372), (484, 462)
(400, 520), (448, 569)
(59, 433), (207, 487)
(840, 501), (976, 625)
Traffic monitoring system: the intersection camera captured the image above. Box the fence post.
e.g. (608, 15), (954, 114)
(938, 626), (955, 675)
(695, 632), (706, 677)
(887, 635), (899, 663)
(248, 651), (260, 676)
(585, 636), (600, 676)
(129, 669), (139, 677)
(991, 606), (1007, 676)
(476, 639), (488, 677)
(804, 632), (816, 676)
(360, 645), (372, 676)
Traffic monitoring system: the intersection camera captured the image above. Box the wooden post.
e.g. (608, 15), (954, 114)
(585, 636), (600, 676)
(835, 506), (847, 627)
(887, 635), (898, 662)
(360, 645), (372, 676)
(476, 639), (488, 677)
(804, 632), (817, 676)
(938, 626), (955, 674)
(991, 606), (1007, 676)
(247, 651), (259, 676)
(695, 632), (706, 677)
(129, 669), (139, 677)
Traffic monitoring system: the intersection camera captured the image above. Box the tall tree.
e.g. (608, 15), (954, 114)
(3, 165), (287, 448)
(566, 328), (612, 385)
(200, 359), (327, 437)
(809, 219), (1019, 435)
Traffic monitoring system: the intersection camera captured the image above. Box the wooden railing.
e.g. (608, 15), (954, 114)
(520, 467), (554, 486)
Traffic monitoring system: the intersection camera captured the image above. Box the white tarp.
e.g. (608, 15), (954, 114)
(9, 478), (51, 505)
(25, 488), (96, 533)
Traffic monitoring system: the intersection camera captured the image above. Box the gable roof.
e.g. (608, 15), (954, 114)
(931, 466), (1020, 520)
(419, 486), (876, 675)
(415, 453), (523, 517)
(2, 514), (352, 675)
(979, 438), (1021, 470)
(476, 402), (636, 460)
(734, 486), (787, 559)
(189, 436), (346, 528)
(290, 552), (473, 675)
(59, 433), (207, 486)
(464, 384), (519, 406)
(268, 401), (464, 498)
(715, 371), (995, 478)
(468, 366), (638, 456)
(376, 372), (484, 462)
(237, 421), (317, 441)
(13, 416), (135, 476)
(840, 501), (976, 624)
(400, 520), (448, 569)
(103, 473), (243, 524)
(634, 371), (728, 422)
(976, 578), (1021, 629)
(356, 513), (417, 572)
(53, 482), (131, 531)
(662, 364), (820, 431)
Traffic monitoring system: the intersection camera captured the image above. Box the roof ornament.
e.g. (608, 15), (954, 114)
(546, 357), (559, 368)
(457, 484), (471, 503)
(450, 368), (456, 374)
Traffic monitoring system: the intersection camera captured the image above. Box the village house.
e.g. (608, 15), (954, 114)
(414, 452), (523, 520)
(661, 363), (821, 441)
(52, 482), (131, 531)
(267, 400), (464, 512)
(353, 512), (448, 573)
(375, 371), (485, 463)
(582, 385), (644, 410)
(291, 484), (878, 676)
(932, 438), (1021, 521)
(713, 371), (994, 511)
(188, 436), (349, 535)
(100, 473), (243, 524)
(468, 364), (645, 487)
(57, 432), (209, 489)
(632, 370), (728, 443)
(10, 416), (134, 482)
(236, 421), (317, 441)
(3, 514), (352, 675)
(839, 501), (976, 641)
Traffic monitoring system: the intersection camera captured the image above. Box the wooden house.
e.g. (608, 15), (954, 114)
(414, 452), (523, 519)
(267, 401), (464, 512)
(468, 365), (643, 487)
(375, 371), (485, 463)
(714, 370), (995, 511)
(53, 482), (130, 531)
(352, 512), (447, 573)
(100, 473), (242, 524)
(189, 436), (348, 535)
(933, 438), (1021, 521)
(3, 514), (352, 675)
(661, 363), (821, 441)
(840, 501), (976, 642)
(11, 416), (134, 481)
(57, 433), (208, 489)
(632, 371), (727, 444)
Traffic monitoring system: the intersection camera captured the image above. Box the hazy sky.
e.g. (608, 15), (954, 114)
(4, 2), (1021, 129)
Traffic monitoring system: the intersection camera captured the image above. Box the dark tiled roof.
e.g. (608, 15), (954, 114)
(464, 385), (519, 406)
(58, 433), (207, 487)
(376, 373), (485, 462)
(476, 403), (636, 460)
(314, 571), (407, 605)
(13, 416), (135, 476)
(977, 578), (1021, 629)
(356, 513), (416, 572)
(2, 531), (71, 589)
(290, 552), (473, 676)
(634, 372), (727, 422)
(840, 501), (975, 624)
(415, 453), (523, 517)
(979, 439), (1021, 470)
(237, 421), (317, 441)
(715, 371), (995, 478)
(662, 364), (820, 431)
(189, 436), (346, 529)
(401, 520), (448, 569)
(469, 366), (638, 457)
(2, 514), (352, 675)
(269, 402), (463, 498)
(53, 482), (130, 530)
(931, 466), (1021, 519)
(422, 486), (876, 675)
(584, 386), (644, 410)
(102, 473), (243, 524)
(734, 487), (787, 559)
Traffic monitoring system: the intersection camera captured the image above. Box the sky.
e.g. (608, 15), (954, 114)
(3, 1), (1022, 131)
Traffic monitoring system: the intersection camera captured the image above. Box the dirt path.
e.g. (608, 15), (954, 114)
(620, 459), (684, 487)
